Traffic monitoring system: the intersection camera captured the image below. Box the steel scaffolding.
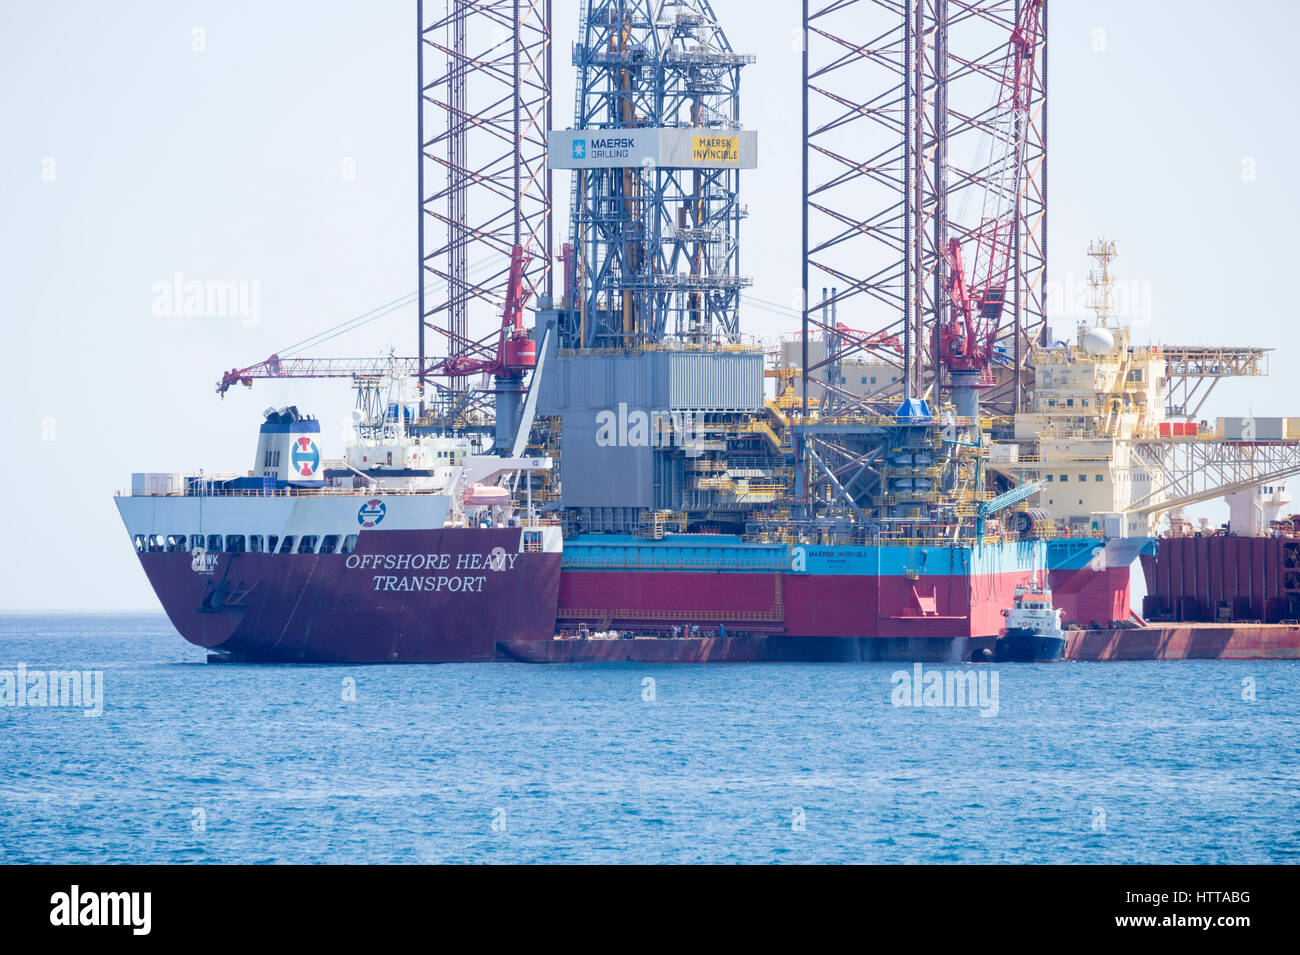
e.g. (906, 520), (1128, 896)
(419, 0), (553, 406)
(561, 0), (753, 350)
(801, 0), (1047, 415)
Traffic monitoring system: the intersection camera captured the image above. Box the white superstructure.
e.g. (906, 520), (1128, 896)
(117, 402), (558, 559)
(1002, 581), (1064, 638)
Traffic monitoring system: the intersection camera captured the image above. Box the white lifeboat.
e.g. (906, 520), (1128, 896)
(462, 483), (510, 506)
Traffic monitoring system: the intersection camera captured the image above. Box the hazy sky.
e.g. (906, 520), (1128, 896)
(2, 1), (1297, 610)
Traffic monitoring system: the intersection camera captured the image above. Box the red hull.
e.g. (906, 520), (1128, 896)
(140, 527), (560, 662)
(1047, 565), (1133, 627)
(556, 566), (1034, 639)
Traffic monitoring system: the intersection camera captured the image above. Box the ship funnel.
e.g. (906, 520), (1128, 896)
(253, 407), (324, 487)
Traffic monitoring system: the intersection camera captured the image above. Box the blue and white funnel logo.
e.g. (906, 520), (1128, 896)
(290, 436), (320, 477)
(358, 498), (386, 528)
(571, 139), (586, 160)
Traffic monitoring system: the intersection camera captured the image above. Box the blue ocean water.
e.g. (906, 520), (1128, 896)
(0, 613), (1297, 864)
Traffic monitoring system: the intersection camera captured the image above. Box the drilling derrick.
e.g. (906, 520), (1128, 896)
(938, 0), (1045, 419)
(801, 0), (1048, 415)
(419, 0), (553, 419)
(538, 0), (764, 535)
(555, 0), (755, 349)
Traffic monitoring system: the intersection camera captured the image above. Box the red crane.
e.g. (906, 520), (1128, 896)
(832, 324), (901, 353)
(937, 0), (1044, 376)
(420, 245), (535, 380)
(216, 245), (536, 395)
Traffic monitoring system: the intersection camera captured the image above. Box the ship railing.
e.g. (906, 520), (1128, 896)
(1027, 426), (1122, 442)
(562, 554), (789, 571)
(881, 465), (943, 479)
(116, 486), (452, 499)
(558, 607), (781, 623)
(734, 532), (1023, 549)
(1005, 454), (1114, 464)
(789, 413), (983, 430)
(874, 534), (1013, 548)
(555, 340), (763, 357)
(877, 491), (942, 504)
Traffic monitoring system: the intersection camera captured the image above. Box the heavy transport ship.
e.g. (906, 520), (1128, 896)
(117, 396), (1058, 664)
(116, 405), (562, 662)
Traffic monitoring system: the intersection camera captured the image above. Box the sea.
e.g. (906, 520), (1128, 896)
(1, 613), (1297, 864)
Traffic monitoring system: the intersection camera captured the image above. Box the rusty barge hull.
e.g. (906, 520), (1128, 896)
(1065, 624), (1300, 660)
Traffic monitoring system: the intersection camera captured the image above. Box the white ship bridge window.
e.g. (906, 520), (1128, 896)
(267, 536), (279, 553)
(207, 534), (223, 553)
(277, 536), (296, 555)
(132, 535), (145, 553)
(341, 534), (358, 554)
(1059, 474), (1068, 482)
(166, 535), (187, 552)
(319, 535), (340, 555)
(249, 535), (263, 553)
(297, 536), (319, 554)
(225, 535), (246, 554)
(1095, 474), (1103, 482)
(190, 534), (204, 551)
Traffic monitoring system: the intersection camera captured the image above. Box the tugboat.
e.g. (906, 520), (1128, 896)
(994, 579), (1067, 662)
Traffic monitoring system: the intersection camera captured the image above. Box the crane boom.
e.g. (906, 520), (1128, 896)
(216, 355), (423, 394)
(216, 245), (537, 395)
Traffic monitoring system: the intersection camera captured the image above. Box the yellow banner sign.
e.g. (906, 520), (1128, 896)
(691, 135), (740, 164)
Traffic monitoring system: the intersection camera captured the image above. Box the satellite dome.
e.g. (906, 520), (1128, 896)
(1081, 326), (1115, 356)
